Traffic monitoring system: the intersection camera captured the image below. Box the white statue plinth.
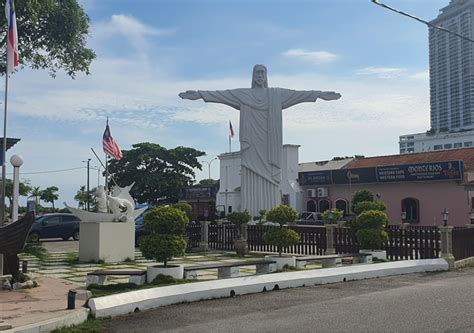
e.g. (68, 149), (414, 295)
(79, 220), (135, 263)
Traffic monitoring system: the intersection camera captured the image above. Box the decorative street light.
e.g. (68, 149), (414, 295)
(442, 209), (449, 227)
(202, 157), (218, 180)
(401, 211), (407, 223)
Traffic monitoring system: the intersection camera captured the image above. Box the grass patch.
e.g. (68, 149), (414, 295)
(65, 252), (79, 264)
(51, 318), (106, 333)
(87, 274), (202, 297)
(21, 242), (49, 261)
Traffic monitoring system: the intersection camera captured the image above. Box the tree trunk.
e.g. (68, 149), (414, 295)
(52, 201), (55, 210)
(3, 254), (20, 281)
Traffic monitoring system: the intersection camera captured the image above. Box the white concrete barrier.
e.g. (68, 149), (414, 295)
(89, 259), (448, 318)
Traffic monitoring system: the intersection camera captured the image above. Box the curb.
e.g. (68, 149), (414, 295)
(5, 308), (89, 333)
(89, 259), (448, 318)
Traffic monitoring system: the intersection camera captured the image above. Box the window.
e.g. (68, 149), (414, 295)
(464, 141), (473, 147)
(434, 144), (443, 150)
(318, 199), (330, 213)
(335, 199), (348, 216)
(454, 142), (463, 148)
(400, 149), (406, 153)
(444, 144), (452, 149)
(306, 200), (317, 212)
(62, 215), (78, 223)
(402, 198), (419, 223)
(43, 216), (61, 225)
(228, 206), (232, 213)
(407, 148), (415, 153)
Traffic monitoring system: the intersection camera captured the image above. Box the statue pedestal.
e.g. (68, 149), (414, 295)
(79, 221), (135, 263)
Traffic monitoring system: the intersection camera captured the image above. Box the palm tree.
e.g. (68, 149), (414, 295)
(29, 186), (42, 211)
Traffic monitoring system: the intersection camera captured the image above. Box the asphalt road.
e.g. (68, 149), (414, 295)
(103, 268), (474, 333)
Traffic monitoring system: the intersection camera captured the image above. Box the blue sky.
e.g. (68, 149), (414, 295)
(3, 0), (449, 207)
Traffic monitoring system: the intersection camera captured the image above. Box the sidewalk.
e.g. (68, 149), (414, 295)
(0, 276), (87, 332)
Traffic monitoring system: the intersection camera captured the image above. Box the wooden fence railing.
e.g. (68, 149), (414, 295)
(186, 221), (201, 249)
(247, 225), (326, 255)
(383, 226), (440, 260)
(452, 227), (474, 260)
(205, 223), (442, 261)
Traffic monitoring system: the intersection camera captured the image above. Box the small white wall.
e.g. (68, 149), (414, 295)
(79, 221), (135, 263)
(280, 144), (303, 211)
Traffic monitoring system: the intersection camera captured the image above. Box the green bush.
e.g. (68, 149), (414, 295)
(266, 205), (299, 226)
(351, 190), (374, 212)
(354, 210), (389, 250)
(144, 207), (188, 235)
(353, 201), (386, 215)
(172, 202), (192, 218)
(140, 206), (189, 267)
(140, 234), (187, 267)
(226, 211), (251, 227)
(262, 228), (300, 257)
(321, 208), (344, 224)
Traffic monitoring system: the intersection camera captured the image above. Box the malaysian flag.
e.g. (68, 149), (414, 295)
(5, 0), (19, 74)
(229, 121), (234, 138)
(103, 120), (122, 160)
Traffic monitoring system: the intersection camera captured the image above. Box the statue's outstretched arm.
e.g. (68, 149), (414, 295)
(281, 89), (341, 109)
(179, 90), (202, 101)
(179, 89), (241, 110)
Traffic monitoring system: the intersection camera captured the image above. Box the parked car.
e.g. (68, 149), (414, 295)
(27, 213), (80, 242)
(296, 212), (324, 225)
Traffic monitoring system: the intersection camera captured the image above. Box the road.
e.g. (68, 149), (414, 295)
(103, 267), (474, 333)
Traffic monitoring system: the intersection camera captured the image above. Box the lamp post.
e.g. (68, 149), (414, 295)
(82, 159), (91, 211)
(10, 154), (23, 222)
(401, 211), (407, 223)
(202, 157), (218, 180)
(96, 165), (102, 187)
(442, 209), (449, 227)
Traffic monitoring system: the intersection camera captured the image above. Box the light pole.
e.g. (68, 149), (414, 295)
(202, 157), (218, 180)
(10, 154), (23, 222)
(82, 159), (91, 211)
(96, 165), (102, 187)
(442, 208), (449, 227)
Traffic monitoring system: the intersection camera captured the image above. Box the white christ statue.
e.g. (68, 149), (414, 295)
(179, 64), (341, 216)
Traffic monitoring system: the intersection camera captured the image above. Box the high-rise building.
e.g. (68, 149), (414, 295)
(429, 0), (474, 132)
(399, 0), (474, 154)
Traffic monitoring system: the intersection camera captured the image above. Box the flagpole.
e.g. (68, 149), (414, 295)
(1, 52), (10, 225)
(229, 134), (231, 153)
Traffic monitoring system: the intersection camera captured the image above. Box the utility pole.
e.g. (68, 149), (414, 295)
(86, 158), (91, 211)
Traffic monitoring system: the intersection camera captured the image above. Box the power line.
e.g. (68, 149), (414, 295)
(7, 166), (87, 175)
(371, 0), (474, 43)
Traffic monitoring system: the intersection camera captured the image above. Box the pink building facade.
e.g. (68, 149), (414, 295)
(299, 148), (474, 227)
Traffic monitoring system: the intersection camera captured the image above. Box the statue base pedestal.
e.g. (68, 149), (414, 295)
(79, 222), (135, 263)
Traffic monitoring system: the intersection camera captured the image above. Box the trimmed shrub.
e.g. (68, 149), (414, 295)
(226, 211), (251, 239)
(353, 201), (386, 215)
(266, 205), (299, 226)
(321, 208), (344, 224)
(140, 207), (189, 266)
(351, 190), (374, 212)
(263, 228), (300, 257)
(172, 202), (193, 219)
(354, 210), (389, 250)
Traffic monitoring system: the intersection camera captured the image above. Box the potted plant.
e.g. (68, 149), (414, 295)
(354, 210), (389, 260)
(263, 205), (300, 269)
(226, 211), (251, 256)
(321, 208), (344, 225)
(140, 207), (188, 281)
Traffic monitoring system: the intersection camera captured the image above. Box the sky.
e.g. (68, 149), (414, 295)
(3, 0), (450, 207)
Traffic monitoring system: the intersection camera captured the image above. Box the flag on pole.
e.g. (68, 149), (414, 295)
(103, 120), (122, 160)
(5, 0), (19, 74)
(229, 121), (235, 138)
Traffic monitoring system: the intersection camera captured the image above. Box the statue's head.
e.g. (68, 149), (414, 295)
(252, 64), (268, 88)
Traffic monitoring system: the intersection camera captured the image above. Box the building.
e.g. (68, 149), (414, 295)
(399, 131), (474, 153)
(215, 144), (301, 217)
(299, 148), (474, 227)
(179, 183), (219, 221)
(400, 0), (474, 153)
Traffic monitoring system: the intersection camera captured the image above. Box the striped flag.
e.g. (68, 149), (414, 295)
(5, 0), (19, 74)
(229, 121), (234, 138)
(103, 120), (122, 160)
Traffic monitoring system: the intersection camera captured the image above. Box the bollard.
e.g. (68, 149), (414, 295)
(22, 260), (28, 273)
(67, 289), (77, 310)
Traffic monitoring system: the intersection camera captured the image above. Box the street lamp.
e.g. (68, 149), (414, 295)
(401, 211), (407, 223)
(82, 159), (91, 211)
(202, 157), (218, 180)
(442, 209), (449, 227)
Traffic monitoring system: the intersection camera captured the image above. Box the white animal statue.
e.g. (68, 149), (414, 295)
(108, 195), (134, 217)
(94, 185), (108, 213)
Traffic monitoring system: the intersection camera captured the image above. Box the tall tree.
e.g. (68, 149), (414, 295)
(28, 186), (41, 210)
(74, 185), (97, 211)
(40, 186), (59, 210)
(0, 0), (95, 77)
(2, 178), (31, 217)
(108, 143), (205, 205)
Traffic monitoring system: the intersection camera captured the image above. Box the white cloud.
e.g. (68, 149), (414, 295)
(91, 14), (174, 50)
(409, 70), (429, 81)
(355, 66), (407, 79)
(282, 49), (338, 64)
